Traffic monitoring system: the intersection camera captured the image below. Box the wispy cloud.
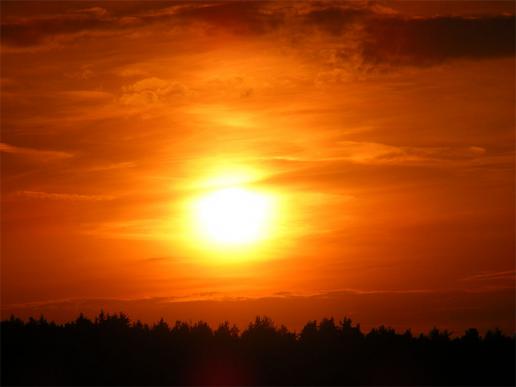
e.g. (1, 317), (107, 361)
(266, 142), (489, 166)
(59, 90), (113, 100)
(15, 190), (115, 201)
(81, 219), (172, 240)
(0, 142), (73, 161)
(119, 77), (187, 106)
(461, 270), (516, 282)
(83, 161), (136, 172)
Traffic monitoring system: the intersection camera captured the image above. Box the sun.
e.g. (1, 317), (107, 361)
(193, 187), (274, 246)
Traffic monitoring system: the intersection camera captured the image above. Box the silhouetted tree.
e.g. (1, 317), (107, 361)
(1, 312), (514, 386)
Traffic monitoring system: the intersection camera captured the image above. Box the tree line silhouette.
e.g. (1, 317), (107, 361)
(1, 312), (514, 385)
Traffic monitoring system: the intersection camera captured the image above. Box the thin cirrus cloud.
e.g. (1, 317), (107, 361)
(461, 270), (516, 282)
(14, 190), (115, 202)
(274, 142), (489, 165)
(0, 142), (73, 161)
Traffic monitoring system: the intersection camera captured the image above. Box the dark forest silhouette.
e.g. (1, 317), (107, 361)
(1, 312), (514, 386)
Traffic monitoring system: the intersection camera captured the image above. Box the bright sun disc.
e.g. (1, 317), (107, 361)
(193, 187), (273, 246)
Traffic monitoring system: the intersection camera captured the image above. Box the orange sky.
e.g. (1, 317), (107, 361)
(1, 1), (514, 334)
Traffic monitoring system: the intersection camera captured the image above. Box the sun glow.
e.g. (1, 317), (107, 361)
(193, 187), (274, 246)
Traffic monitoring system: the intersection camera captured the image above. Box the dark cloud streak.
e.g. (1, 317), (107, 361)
(359, 15), (515, 66)
(2, 1), (514, 67)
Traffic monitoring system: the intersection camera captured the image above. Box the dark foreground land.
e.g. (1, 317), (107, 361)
(1, 313), (514, 386)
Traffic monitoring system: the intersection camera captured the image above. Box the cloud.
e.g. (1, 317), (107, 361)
(15, 191), (115, 201)
(59, 90), (113, 100)
(461, 270), (516, 282)
(141, 256), (170, 263)
(71, 7), (110, 19)
(2, 2), (513, 67)
(81, 218), (173, 240)
(303, 5), (373, 35)
(64, 65), (94, 80)
(83, 161), (136, 172)
(169, 1), (285, 35)
(0, 2), (280, 49)
(359, 15), (515, 66)
(267, 142), (489, 167)
(1, 7), (113, 47)
(0, 142), (73, 161)
(119, 77), (187, 105)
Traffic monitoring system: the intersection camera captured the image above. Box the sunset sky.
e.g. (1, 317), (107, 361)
(1, 1), (514, 334)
